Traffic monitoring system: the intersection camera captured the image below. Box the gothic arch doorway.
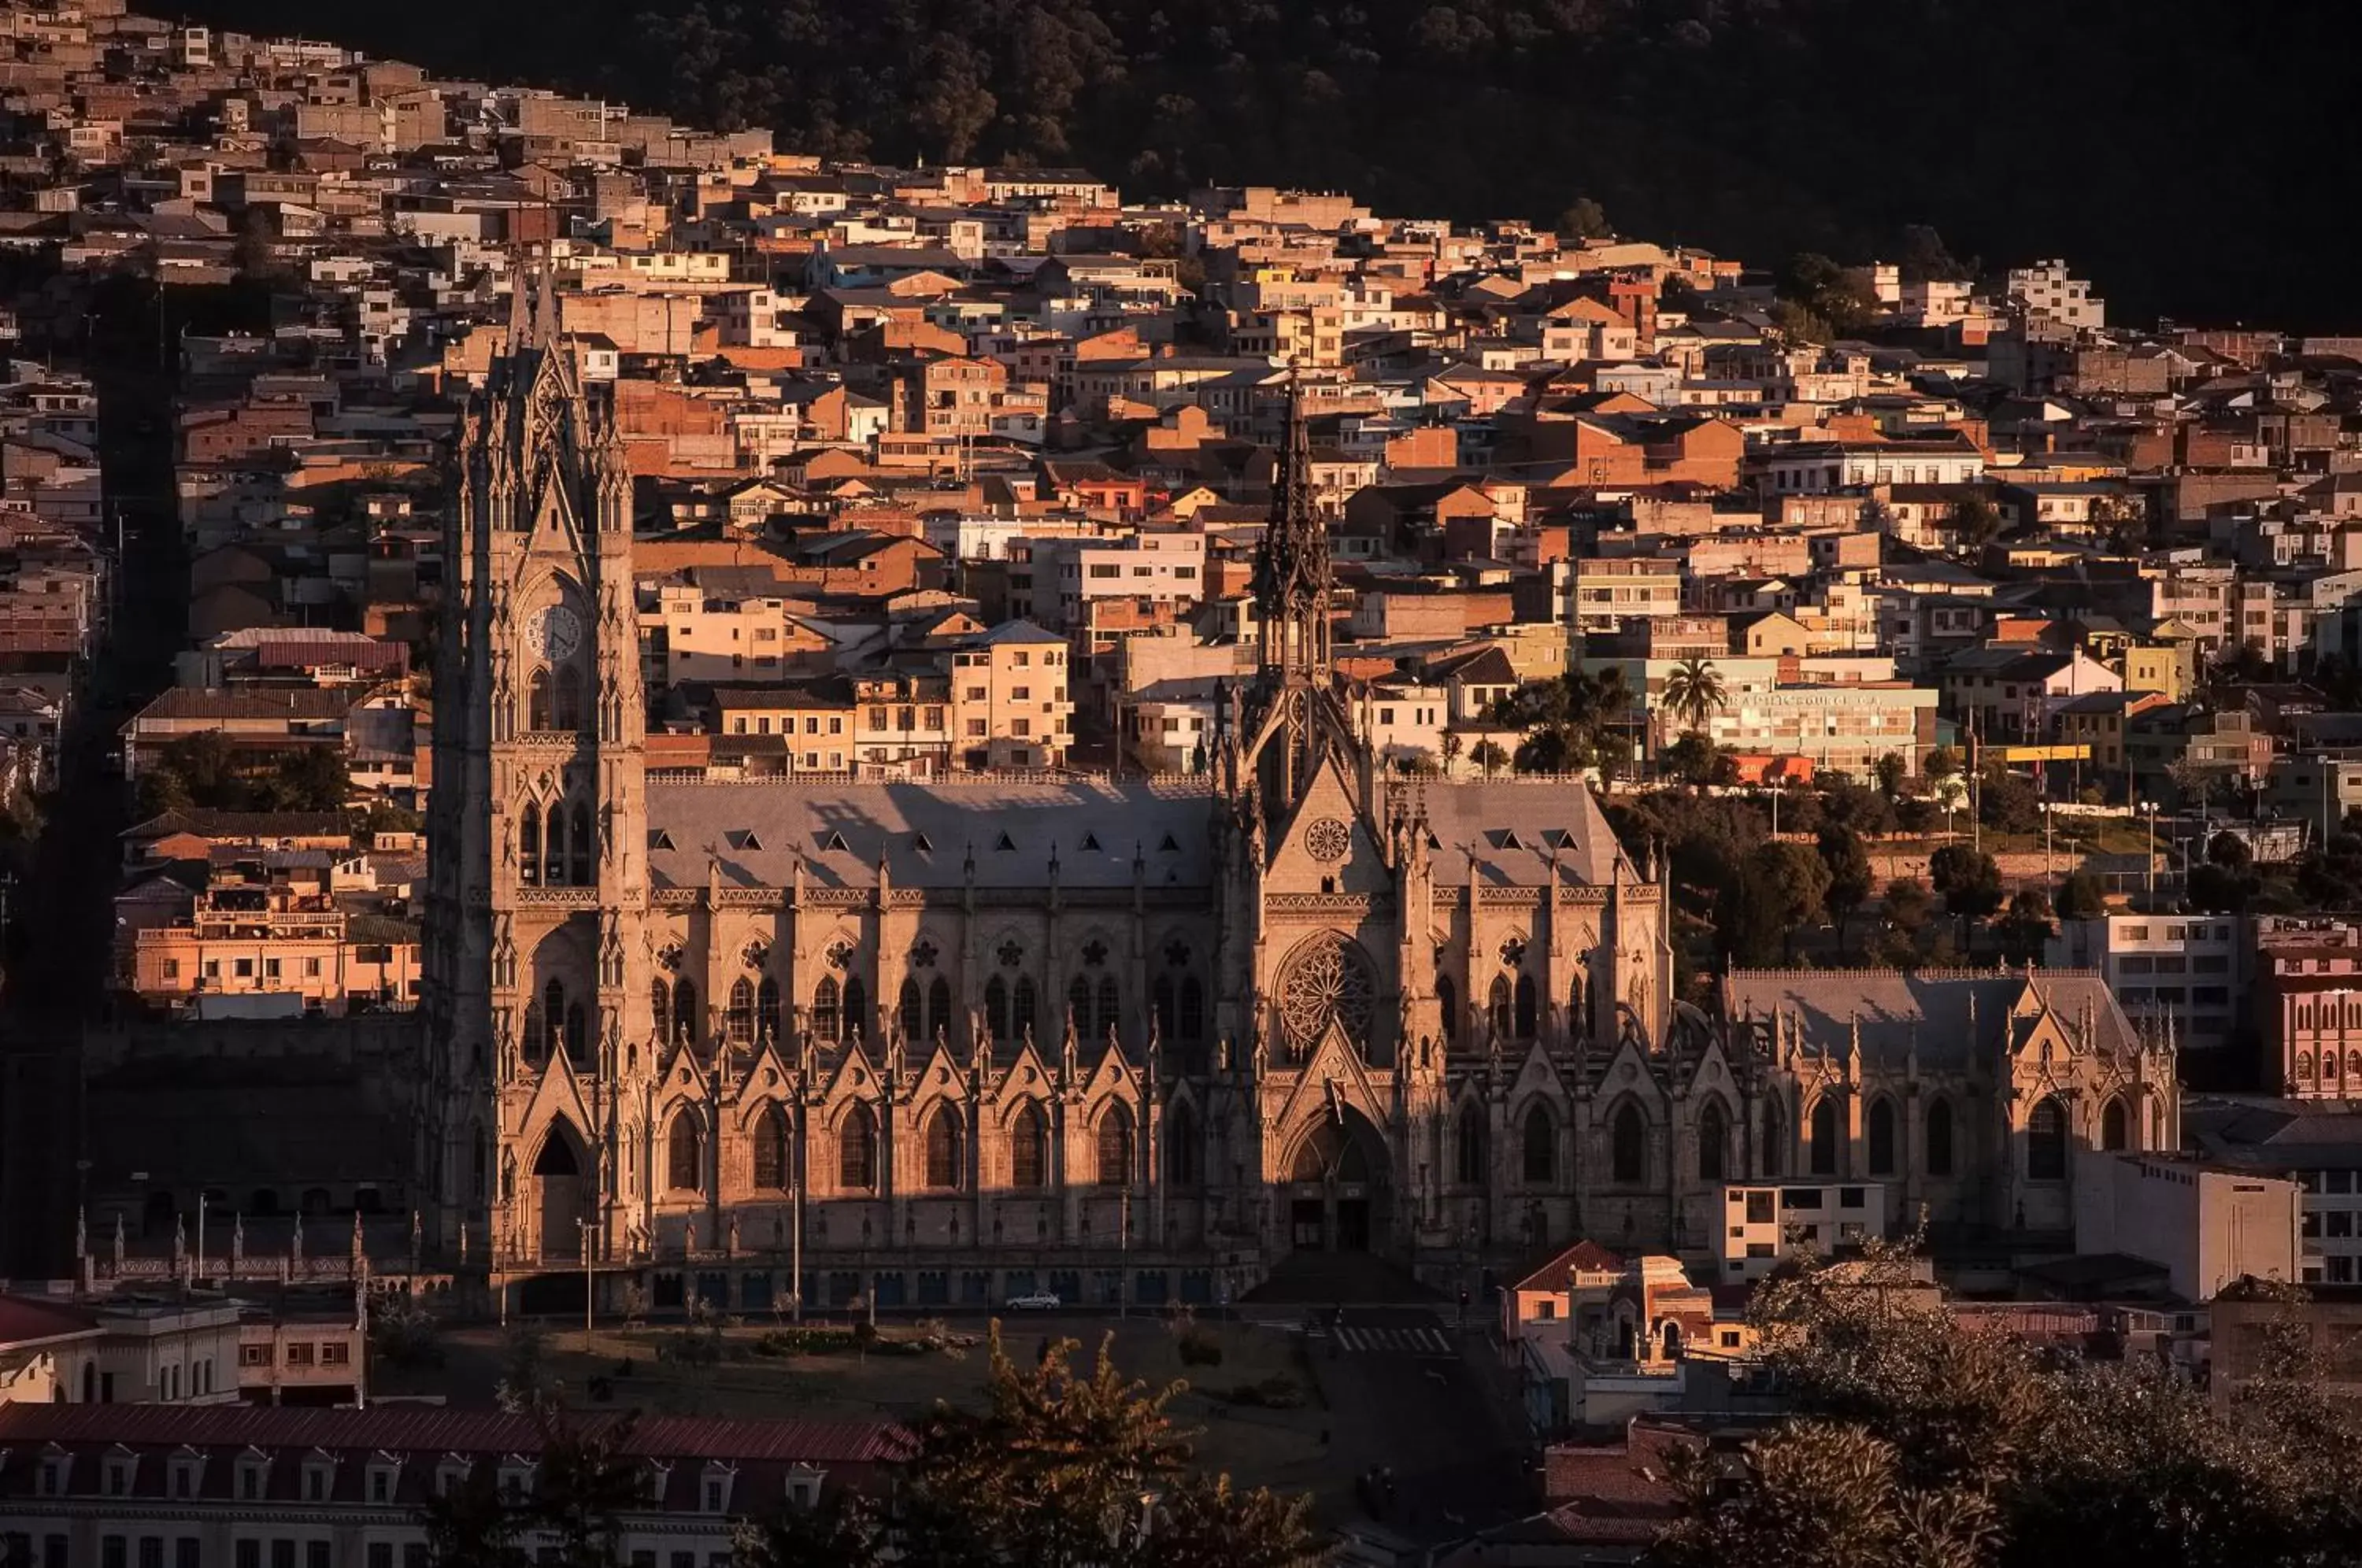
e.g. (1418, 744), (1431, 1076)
(531, 1125), (588, 1263)
(1282, 1104), (1391, 1253)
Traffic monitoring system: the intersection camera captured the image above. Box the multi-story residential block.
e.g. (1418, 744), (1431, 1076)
(2006, 259), (2105, 331)
(2047, 913), (2245, 1056)
(1715, 1182), (1888, 1281)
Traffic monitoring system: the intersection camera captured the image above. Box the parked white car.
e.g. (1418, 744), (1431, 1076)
(1005, 1292), (1062, 1311)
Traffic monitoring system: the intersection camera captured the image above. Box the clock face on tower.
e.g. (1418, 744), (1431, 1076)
(527, 605), (582, 663)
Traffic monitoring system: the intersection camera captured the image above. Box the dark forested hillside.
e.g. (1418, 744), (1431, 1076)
(187, 0), (2362, 330)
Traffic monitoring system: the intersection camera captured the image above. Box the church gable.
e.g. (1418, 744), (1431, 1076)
(1270, 1015), (1387, 1138)
(1266, 755), (1385, 893)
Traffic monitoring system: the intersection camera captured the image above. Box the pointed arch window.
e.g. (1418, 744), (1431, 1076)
(528, 668), (553, 731)
(756, 977), (781, 1043)
(925, 1104), (963, 1189)
(2028, 1096), (2069, 1181)
(531, 978), (565, 1065)
(1761, 1101), (1786, 1178)
(838, 1106), (876, 1191)
(726, 978), (756, 1045)
(1612, 1102), (1646, 1185)
(899, 978), (924, 1040)
(986, 975), (1010, 1043)
(1097, 1105), (1135, 1188)
(1097, 977), (1120, 1042)
(1456, 1103), (1487, 1185)
(842, 977), (868, 1043)
(1697, 1100), (1727, 1182)
(542, 807), (565, 886)
(565, 1000), (587, 1060)
(521, 993), (546, 1063)
(1436, 974), (1458, 1043)
(1153, 975), (1177, 1041)
(927, 977), (951, 1044)
(1925, 1100), (1954, 1177)
(671, 978), (698, 1045)
(1068, 975), (1094, 1040)
(1570, 974), (1586, 1033)
(751, 1104), (790, 1191)
(812, 977), (840, 1044)
(1487, 977), (1513, 1039)
(1011, 1104), (1049, 1189)
(666, 1111), (702, 1193)
(1012, 976), (1038, 1041)
(2101, 1097), (2130, 1152)
(1809, 1097), (1841, 1177)
(1867, 1098), (1897, 1177)
(517, 803), (541, 886)
(553, 664), (583, 731)
(1167, 1102), (1199, 1186)
(569, 802), (591, 886)
(1513, 974), (1538, 1040)
(1179, 977), (1205, 1042)
(1522, 1104), (1554, 1185)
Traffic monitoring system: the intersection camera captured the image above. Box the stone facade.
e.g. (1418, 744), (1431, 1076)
(420, 315), (2178, 1315)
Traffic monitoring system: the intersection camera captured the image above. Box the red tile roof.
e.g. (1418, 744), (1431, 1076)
(0, 1296), (102, 1347)
(1513, 1238), (1623, 1292)
(0, 1403), (910, 1465)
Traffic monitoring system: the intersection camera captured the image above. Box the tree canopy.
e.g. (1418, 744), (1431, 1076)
(1655, 1250), (2362, 1568)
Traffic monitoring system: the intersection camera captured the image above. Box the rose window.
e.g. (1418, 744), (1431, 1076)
(1279, 934), (1375, 1052)
(1304, 817), (1352, 864)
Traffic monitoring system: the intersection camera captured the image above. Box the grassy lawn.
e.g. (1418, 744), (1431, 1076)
(394, 1315), (1342, 1502)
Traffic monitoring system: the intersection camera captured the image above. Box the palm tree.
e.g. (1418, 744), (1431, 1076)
(1660, 657), (1727, 748)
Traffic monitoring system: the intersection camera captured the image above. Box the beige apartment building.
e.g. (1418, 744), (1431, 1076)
(128, 893), (420, 1015)
(644, 581), (831, 688)
(950, 620), (1072, 769)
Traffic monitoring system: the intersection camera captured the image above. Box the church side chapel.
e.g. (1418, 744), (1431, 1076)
(421, 298), (2177, 1317)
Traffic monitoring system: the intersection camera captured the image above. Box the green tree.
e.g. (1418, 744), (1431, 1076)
(1556, 197), (1612, 240)
(1927, 845), (2005, 938)
(1720, 841), (1831, 964)
(1874, 751), (1908, 801)
(2055, 870), (2107, 921)
(1952, 492), (2003, 553)
(1977, 763), (2041, 834)
(1660, 657), (1727, 749)
(1470, 739), (1509, 777)
(1996, 889), (2056, 965)
(1683, 1248), (2362, 1568)
(872, 1327), (1312, 1568)
(1654, 1418), (1997, 1568)
(1816, 825), (1875, 949)
(423, 1409), (641, 1568)
(1924, 745), (1963, 785)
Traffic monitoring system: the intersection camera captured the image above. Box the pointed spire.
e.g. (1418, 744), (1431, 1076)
(506, 245), (532, 353)
(535, 246), (559, 344)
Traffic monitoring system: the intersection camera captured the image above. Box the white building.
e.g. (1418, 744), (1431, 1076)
(1714, 1182), (1888, 1282)
(2072, 1152), (2298, 1302)
(2006, 259), (2105, 331)
(2047, 914), (2245, 1056)
(1031, 531), (1206, 632)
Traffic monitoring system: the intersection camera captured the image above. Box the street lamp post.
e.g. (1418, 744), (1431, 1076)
(577, 1216), (595, 1343)
(2141, 801), (2159, 905)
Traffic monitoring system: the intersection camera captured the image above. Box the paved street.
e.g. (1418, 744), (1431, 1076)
(1301, 1304), (1535, 1543)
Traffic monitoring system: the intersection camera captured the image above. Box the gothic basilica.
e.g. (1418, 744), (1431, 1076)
(421, 304), (2179, 1315)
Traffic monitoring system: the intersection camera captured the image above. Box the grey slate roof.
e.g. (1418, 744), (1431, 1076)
(647, 776), (1219, 890)
(1722, 968), (2139, 1070)
(644, 771), (1627, 891)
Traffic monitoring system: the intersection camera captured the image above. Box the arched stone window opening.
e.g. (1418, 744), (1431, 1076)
(1011, 1104), (1050, 1190)
(1522, 1104), (1554, 1185)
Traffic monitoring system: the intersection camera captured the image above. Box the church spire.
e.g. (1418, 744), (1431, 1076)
(1253, 372), (1331, 682)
